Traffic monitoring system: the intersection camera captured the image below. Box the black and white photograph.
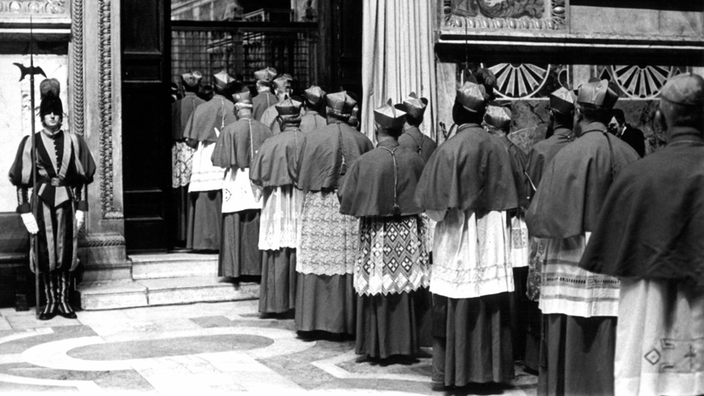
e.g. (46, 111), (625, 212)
(0, 1), (702, 395)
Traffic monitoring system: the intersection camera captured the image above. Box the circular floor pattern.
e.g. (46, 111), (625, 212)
(21, 326), (314, 372)
(67, 333), (273, 361)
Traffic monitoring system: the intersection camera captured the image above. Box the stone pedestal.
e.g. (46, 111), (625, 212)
(78, 232), (130, 282)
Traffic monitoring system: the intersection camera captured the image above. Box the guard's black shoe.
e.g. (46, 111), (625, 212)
(56, 304), (77, 319)
(38, 309), (56, 321)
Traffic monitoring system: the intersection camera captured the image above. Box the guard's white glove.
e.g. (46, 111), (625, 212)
(75, 210), (85, 231)
(21, 213), (39, 234)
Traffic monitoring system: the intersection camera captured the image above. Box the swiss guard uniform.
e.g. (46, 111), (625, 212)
(9, 78), (96, 320)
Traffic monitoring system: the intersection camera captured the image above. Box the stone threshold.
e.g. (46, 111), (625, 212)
(78, 252), (258, 311)
(78, 277), (259, 311)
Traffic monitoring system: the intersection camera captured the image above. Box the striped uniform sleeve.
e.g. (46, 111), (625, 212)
(8, 136), (32, 213)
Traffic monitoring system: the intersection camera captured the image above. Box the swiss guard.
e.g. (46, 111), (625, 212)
(9, 78), (96, 320)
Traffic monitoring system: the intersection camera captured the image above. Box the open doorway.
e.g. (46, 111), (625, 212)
(167, 0), (317, 251)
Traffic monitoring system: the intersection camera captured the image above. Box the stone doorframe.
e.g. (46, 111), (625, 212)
(0, 0), (128, 281)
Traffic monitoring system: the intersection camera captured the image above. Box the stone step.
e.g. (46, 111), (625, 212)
(130, 253), (219, 280)
(78, 277), (259, 311)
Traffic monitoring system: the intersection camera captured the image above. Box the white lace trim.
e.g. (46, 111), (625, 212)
(354, 216), (430, 296)
(296, 191), (359, 276)
(172, 142), (194, 188)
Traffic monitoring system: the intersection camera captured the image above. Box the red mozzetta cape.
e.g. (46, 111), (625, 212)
(338, 139), (425, 217)
(398, 126), (437, 163)
(497, 135), (530, 209)
(299, 110), (327, 134)
(526, 123), (639, 239)
(580, 129), (704, 287)
(525, 127), (574, 193)
(211, 117), (273, 170)
(295, 121), (373, 192)
(253, 91), (277, 121)
(172, 92), (205, 141)
(249, 126), (304, 188)
(183, 94), (237, 143)
(414, 123), (518, 212)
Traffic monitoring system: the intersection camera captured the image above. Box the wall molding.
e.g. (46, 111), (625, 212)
(78, 232), (126, 248)
(97, 0), (121, 219)
(70, 0), (83, 137)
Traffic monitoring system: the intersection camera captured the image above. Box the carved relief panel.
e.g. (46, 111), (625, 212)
(441, 0), (567, 31)
(0, 0), (69, 20)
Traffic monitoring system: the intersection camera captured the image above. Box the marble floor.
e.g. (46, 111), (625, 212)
(0, 300), (537, 395)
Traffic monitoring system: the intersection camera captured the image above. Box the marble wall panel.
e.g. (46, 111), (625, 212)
(658, 11), (704, 38)
(571, 6), (659, 36)
(571, 6), (703, 39)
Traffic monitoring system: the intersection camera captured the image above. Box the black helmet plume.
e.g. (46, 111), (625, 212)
(39, 78), (63, 118)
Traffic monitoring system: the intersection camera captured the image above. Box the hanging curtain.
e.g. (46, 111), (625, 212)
(362, 0), (437, 142)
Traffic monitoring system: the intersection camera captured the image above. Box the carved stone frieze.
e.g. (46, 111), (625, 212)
(442, 0), (566, 31)
(0, 0), (69, 18)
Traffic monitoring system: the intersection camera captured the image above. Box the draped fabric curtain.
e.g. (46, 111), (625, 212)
(362, 0), (437, 142)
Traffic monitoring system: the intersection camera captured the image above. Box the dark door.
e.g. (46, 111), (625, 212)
(121, 0), (171, 252)
(335, 0), (363, 97)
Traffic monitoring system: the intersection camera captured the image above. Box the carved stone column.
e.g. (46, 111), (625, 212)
(77, 0), (129, 282)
